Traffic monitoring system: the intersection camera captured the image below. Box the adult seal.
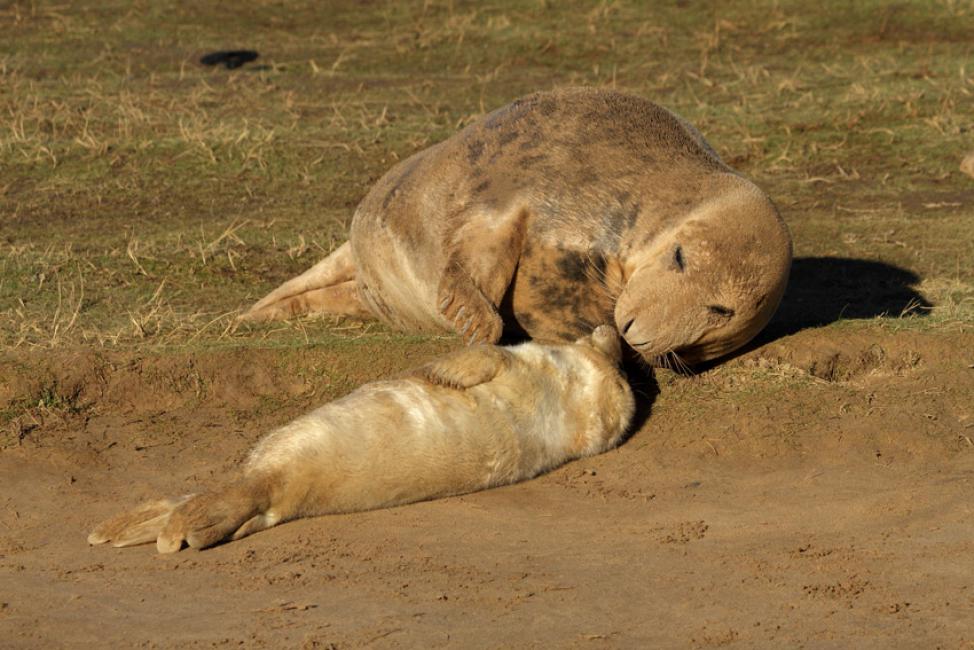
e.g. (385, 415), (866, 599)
(242, 87), (792, 365)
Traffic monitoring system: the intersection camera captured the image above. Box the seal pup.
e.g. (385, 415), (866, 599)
(241, 87), (792, 366)
(88, 325), (634, 553)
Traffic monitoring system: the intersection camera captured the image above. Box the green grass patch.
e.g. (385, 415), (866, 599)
(2, 0), (973, 350)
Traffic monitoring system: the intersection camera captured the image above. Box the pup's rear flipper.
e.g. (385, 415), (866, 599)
(88, 495), (195, 548)
(90, 477), (280, 554)
(156, 482), (274, 553)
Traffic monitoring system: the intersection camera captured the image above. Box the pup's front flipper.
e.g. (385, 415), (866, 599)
(88, 495), (195, 548)
(413, 346), (511, 389)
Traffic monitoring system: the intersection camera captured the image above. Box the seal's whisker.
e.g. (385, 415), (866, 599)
(581, 252), (617, 304)
(632, 351), (653, 373)
(671, 351), (695, 377)
(657, 350), (673, 372)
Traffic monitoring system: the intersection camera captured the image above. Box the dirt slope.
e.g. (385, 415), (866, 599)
(2, 328), (973, 648)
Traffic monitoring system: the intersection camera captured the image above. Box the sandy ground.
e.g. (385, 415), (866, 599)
(2, 327), (974, 648)
(3, 2), (974, 647)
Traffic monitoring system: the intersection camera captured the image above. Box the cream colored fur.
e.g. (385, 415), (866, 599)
(88, 326), (634, 553)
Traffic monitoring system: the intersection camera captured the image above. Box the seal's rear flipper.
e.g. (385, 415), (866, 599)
(89, 477), (287, 554)
(243, 280), (370, 322)
(240, 241), (367, 321)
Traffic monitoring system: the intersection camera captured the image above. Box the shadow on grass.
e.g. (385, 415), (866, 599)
(762, 256), (932, 340)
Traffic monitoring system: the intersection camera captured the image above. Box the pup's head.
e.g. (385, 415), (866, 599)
(575, 323), (624, 366)
(571, 324), (635, 449)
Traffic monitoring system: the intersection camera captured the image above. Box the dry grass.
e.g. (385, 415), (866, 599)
(1, 0), (973, 350)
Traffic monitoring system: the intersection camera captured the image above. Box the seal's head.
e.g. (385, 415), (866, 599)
(615, 177), (792, 367)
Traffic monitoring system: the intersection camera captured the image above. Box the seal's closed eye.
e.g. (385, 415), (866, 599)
(707, 305), (735, 318)
(673, 245), (685, 272)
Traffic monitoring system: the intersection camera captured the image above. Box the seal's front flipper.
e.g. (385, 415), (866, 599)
(437, 208), (528, 344)
(413, 346), (511, 390)
(240, 241), (366, 322)
(438, 268), (505, 345)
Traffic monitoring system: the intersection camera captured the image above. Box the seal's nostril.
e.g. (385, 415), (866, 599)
(622, 318), (635, 335)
